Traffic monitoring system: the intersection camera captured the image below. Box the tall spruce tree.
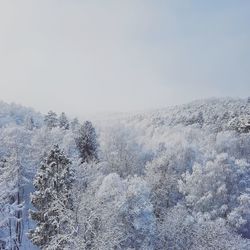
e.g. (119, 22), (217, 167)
(70, 118), (80, 132)
(44, 111), (58, 129)
(29, 145), (74, 249)
(75, 121), (98, 163)
(58, 112), (69, 130)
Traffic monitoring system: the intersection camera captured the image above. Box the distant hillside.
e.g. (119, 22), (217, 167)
(0, 101), (43, 127)
(1, 98), (249, 132)
(115, 97), (250, 133)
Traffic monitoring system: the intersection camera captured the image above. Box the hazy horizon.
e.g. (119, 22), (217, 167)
(0, 1), (249, 116)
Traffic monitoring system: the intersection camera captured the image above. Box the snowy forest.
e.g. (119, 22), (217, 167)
(0, 97), (250, 250)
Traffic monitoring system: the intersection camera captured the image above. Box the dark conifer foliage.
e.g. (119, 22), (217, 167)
(75, 121), (98, 163)
(70, 118), (80, 131)
(58, 112), (69, 130)
(44, 111), (58, 129)
(29, 145), (74, 249)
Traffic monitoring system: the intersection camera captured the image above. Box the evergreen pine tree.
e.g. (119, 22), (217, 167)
(70, 118), (80, 132)
(75, 121), (98, 163)
(44, 111), (58, 129)
(29, 145), (74, 249)
(58, 112), (69, 130)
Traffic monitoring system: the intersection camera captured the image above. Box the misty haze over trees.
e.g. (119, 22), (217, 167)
(0, 98), (250, 249)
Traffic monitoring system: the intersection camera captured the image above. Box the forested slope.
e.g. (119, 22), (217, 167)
(0, 98), (250, 249)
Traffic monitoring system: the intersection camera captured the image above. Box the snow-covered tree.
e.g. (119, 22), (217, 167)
(76, 173), (156, 250)
(118, 176), (156, 249)
(227, 115), (250, 133)
(58, 112), (69, 130)
(191, 218), (250, 250)
(0, 126), (32, 249)
(44, 111), (58, 129)
(75, 121), (98, 163)
(25, 115), (35, 130)
(157, 205), (195, 249)
(158, 205), (250, 250)
(70, 118), (80, 132)
(99, 124), (149, 177)
(29, 145), (74, 250)
(0, 158), (24, 249)
(228, 186), (250, 238)
(179, 153), (250, 228)
(145, 153), (182, 218)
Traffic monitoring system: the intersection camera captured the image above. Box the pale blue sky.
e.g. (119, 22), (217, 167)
(0, 0), (249, 115)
